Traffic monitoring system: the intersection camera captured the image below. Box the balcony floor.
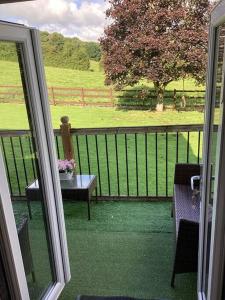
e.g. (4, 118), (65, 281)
(14, 201), (197, 300)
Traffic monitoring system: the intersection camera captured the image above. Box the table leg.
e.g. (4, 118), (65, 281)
(28, 201), (32, 220)
(26, 193), (32, 219)
(95, 187), (98, 203)
(87, 195), (91, 221)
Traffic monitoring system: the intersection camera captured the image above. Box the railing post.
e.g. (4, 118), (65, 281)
(60, 116), (74, 160)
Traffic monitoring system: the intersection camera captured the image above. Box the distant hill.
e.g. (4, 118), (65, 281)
(0, 31), (101, 71)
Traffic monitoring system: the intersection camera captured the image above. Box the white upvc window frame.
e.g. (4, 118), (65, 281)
(198, 1), (225, 299)
(0, 21), (70, 299)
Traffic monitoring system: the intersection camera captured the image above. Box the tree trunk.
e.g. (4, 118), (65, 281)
(154, 82), (165, 112)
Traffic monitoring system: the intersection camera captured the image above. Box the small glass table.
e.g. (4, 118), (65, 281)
(26, 175), (97, 220)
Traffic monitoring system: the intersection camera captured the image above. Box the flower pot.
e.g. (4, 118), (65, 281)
(59, 172), (73, 181)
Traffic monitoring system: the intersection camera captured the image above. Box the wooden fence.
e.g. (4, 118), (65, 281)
(0, 85), (115, 106)
(0, 84), (206, 109)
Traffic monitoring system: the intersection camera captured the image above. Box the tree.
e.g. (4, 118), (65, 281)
(84, 42), (101, 61)
(40, 32), (90, 71)
(100, 0), (210, 110)
(0, 42), (17, 62)
(0, 31), (96, 71)
(62, 39), (90, 70)
(41, 31), (65, 67)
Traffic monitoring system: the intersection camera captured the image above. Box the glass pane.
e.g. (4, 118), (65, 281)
(0, 246), (10, 299)
(0, 41), (55, 298)
(203, 25), (225, 296)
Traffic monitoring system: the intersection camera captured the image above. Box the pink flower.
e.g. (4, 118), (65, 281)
(58, 159), (76, 173)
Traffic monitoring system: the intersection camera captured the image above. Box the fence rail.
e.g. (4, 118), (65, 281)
(0, 84), (206, 109)
(0, 85), (115, 106)
(0, 124), (210, 200)
(118, 88), (206, 110)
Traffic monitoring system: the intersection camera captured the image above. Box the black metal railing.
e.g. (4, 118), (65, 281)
(0, 131), (36, 197)
(68, 125), (204, 198)
(0, 125), (205, 199)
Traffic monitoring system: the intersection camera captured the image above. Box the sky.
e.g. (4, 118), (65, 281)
(0, 0), (109, 41)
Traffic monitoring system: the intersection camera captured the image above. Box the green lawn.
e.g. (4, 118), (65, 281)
(0, 103), (206, 129)
(0, 59), (206, 107)
(0, 104), (205, 199)
(0, 60), (105, 88)
(0, 59), (205, 90)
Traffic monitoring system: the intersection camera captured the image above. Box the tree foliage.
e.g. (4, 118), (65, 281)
(40, 32), (90, 70)
(100, 0), (210, 106)
(0, 42), (17, 62)
(0, 31), (102, 71)
(84, 41), (101, 61)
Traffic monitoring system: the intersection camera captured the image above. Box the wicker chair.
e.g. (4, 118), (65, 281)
(171, 163), (201, 287)
(17, 215), (35, 282)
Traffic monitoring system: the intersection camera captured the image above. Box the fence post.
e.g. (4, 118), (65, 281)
(181, 94), (186, 108)
(81, 88), (85, 106)
(51, 87), (56, 106)
(109, 87), (114, 106)
(173, 89), (177, 108)
(60, 116), (74, 160)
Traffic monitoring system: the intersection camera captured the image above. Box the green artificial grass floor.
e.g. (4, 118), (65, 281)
(13, 201), (197, 300)
(59, 201), (197, 300)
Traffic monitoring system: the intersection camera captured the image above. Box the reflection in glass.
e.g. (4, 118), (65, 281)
(203, 25), (225, 296)
(0, 41), (55, 298)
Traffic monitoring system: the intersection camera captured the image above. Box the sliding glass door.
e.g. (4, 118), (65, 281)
(0, 21), (70, 299)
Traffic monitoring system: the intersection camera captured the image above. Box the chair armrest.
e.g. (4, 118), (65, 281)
(191, 176), (201, 191)
(174, 163), (200, 185)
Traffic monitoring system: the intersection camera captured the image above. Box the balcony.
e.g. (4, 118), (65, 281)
(0, 124), (203, 300)
(0, 124), (203, 199)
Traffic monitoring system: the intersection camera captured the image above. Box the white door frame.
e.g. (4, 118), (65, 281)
(30, 29), (70, 282)
(198, 2), (225, 299)
(0, 21), (70, 299)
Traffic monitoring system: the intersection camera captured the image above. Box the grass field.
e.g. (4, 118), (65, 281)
(0, 59), (206, 108)
(0, 59), (205, 90)
(0, 103), (206, 129)
(0, 102), (207, 199)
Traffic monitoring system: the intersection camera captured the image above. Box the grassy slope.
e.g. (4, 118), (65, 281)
(0, 60), (106, 88)
(0, 59), (205, 90)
